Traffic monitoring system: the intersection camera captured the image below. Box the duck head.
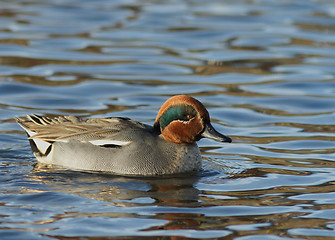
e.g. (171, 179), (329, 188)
(153, 95), (232, 144)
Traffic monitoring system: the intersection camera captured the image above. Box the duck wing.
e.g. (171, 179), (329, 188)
(17, 114), (152, 145)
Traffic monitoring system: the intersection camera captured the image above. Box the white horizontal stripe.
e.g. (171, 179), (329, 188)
(89, 140), (131, 146)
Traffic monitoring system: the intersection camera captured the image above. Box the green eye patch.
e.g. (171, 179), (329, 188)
(159, 105), (197, 131)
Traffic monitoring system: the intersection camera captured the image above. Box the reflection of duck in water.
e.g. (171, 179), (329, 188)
(17, 95), (231, 176)
(27, 166), (201, 207)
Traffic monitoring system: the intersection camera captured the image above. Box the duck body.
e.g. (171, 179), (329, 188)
(17, 95), (231, 176)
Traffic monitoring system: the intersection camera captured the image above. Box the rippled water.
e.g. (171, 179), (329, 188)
(1, 0), (335, 239)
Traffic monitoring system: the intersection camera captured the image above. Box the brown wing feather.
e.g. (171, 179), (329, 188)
(17, 115), (148, 142)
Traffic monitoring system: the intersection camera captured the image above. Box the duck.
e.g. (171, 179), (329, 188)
(17, 95), (232, 176)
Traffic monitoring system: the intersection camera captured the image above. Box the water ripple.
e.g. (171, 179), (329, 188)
(1, 0), (335, 239)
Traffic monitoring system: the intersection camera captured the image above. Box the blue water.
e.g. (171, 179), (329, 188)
(1, 0), (335, 239)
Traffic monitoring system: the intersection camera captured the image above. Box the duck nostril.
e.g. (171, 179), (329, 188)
(201, 123), (232, 143)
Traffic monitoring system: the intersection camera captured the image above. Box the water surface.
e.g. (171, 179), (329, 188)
(1, 0), (335, 239)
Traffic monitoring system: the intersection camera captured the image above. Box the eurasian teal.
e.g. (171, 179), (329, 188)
(17, 95), (232, 176)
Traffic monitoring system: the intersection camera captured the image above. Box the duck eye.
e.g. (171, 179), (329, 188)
(159, 105), (197, 131)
